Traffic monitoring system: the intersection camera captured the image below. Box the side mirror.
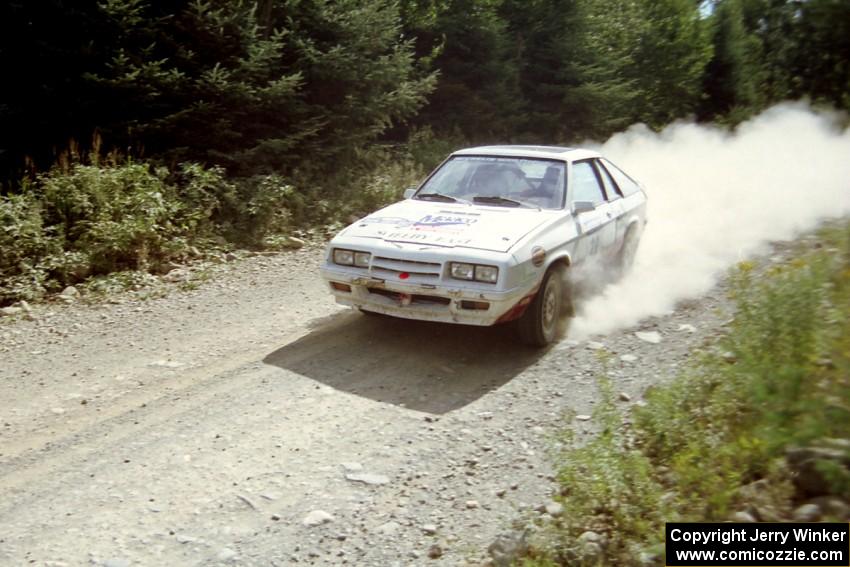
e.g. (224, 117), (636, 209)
(571, 200), (596, 215)
(403, 187), (416, 199)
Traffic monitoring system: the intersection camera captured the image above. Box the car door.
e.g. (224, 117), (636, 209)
(598, 157), (646, 243)
(592, 158), (627, 256)
(569, 160), (617, 262)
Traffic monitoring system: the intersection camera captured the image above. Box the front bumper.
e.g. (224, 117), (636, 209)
(320, 266), (536, 326)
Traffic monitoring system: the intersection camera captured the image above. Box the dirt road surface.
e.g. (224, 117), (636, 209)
(0, 243), (732, 566)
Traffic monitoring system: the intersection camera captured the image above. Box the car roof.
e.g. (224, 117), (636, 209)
(452, 145), (600, 161)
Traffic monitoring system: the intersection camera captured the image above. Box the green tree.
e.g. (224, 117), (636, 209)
(700, 0), (762, 122)
(634, 0), (713, 127)
(506, 0), (710, 141)
(401, 0), (522, 140)
(89, 0), (435, 175)
(500, 0), (587, 140)
(557, 0), (648, 140)
(0, 0), (435, 185)
(794, 0), (850, 111)
(85, 0), (312, 173)
(738, 0), (797, 104)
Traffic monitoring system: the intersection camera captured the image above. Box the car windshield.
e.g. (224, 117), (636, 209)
(416, 156), (566, 210)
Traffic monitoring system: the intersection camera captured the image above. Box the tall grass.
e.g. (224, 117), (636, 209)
(523, 222), (850, 566)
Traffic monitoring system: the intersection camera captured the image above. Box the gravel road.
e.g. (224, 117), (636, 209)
(0, 242), (735, 566)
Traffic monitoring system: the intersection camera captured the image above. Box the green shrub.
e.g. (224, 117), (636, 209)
(638, 227), (850, 501)
(343, 156), (425, 217)
(81, 270), (162, 297)
(229, 174), (306, 246)
(406, 126), (465, 172)
(0, 190), (62, 302)
(173, 162), (239, 237)
(0, 134), (462, 304)
(38, 162), (193, 274)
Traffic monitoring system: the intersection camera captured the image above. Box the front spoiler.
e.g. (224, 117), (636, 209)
(320, 268), (536, 326)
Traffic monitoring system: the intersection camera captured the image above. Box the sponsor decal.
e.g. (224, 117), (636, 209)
(414, 214), (478, 228)
(409, 214), (479, 234)
(379, 231), (473, 246)
(359, 216), (412, 227)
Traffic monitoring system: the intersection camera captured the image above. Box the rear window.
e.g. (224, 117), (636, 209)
(600, 159), (642, 197)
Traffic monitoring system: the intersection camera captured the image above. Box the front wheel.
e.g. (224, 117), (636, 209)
(358, 307), (386, 317)
(613, 227), (640, 280)
(517, 266), (568, 347)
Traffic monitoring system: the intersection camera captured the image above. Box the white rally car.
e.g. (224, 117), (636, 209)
(320, 145), (647, 346)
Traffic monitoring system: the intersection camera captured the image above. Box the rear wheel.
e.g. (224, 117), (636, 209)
(518, 265), (568, 347)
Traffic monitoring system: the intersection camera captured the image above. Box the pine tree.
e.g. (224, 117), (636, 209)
(1, 0), (435, 184)
(552, 0), (648, 140)
(700, 0), (762, 122)
(401, 0), (522, 140)
(634, 0), (713, 127)
(795, 0), (850, 111)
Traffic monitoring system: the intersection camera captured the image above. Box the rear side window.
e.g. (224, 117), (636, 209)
(594, 159), (622, 200)
(600, 158), (641, 197)
(570, 161), (605, 205)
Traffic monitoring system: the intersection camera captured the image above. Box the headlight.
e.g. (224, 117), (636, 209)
(450, 262), (498, 283)
(333, 249), (354, 265)
(354, 252), (371, 267)
(450, 262), (475, 280)
(475, 265), (499, 283)
(333, 248), (371, 267)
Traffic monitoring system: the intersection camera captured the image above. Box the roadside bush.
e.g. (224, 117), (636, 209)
(172, 163), (239, 238)
(0, 156), (351, 303)
(323, 143), (428, 221)
(636, 233), (850, 505)
(174, 165), (314, 247)
(38, 162), (194, 274)
(231, 174), (307, 246)
(0, 132), (452, 305)
(1, 160), (210, 304)
(0, 190), (62, 302)
(405, 126), (465, 172)
(345, 156), (425, 217)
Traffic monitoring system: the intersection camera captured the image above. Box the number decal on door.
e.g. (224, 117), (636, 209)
(589, 234), (600, 256)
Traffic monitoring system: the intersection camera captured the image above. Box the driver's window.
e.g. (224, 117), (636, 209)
(571, 161), (605, 205)
(424, 158), (471, 195)
(468, 164), (509, 195)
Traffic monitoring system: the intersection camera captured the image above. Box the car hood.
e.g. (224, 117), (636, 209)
(340, 200), (557, 253)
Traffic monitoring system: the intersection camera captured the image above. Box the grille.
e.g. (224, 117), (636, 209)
(370, 256), (442, 279)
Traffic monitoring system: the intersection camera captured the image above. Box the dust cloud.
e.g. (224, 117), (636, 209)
(570, 102), (850, 338)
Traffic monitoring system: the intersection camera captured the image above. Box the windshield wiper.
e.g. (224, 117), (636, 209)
(416, 192), (472, 205)
(416, 192), (459, 202)
(473, 195), (529, 208)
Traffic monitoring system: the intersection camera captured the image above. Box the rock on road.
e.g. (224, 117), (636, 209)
(0, 244), (731, 566)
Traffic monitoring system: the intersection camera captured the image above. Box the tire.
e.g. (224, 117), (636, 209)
(613, 227), (640, 280)
(358, 307), (386, 317)
(518, 265), (568, 347)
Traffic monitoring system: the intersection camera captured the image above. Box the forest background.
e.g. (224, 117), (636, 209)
(1, 0), (848, 302)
